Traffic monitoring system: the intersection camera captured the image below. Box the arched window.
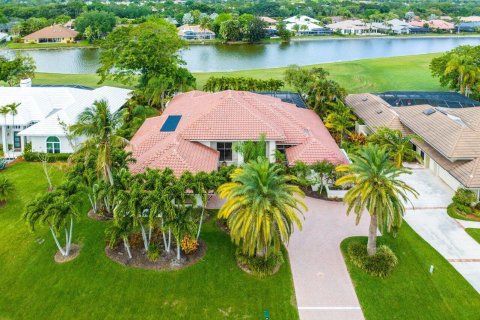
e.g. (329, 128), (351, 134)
(46, 136), (60, 154)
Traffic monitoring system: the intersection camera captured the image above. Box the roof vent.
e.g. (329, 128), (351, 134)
(304, 128), (310, 137)
(376, 110), (383, 114)
(423, 108), (436, 116)
(447, 114), (467, 127)
(362, 97), (368, 102)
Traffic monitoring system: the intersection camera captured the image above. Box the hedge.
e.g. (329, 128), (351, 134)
(23, 152), (70, 162)
(347, 242), (398, 278)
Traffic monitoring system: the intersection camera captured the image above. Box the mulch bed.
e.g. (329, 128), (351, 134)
(301, 186), (343, 202)
(105, 240), (206, 271)
(87, 209), (113, 221)
(54, 244), (81, 263)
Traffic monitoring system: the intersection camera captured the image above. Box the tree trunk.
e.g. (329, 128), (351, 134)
(140, 223), (149, 252)
(176, 240), (181, 261)
(367, 213), (378, 256)
(106, 165), (114, 186)
(50, 227), (66, 256)
(196, 206), (205, 241)
(123, 237), (132, 259)
(167, 228), (171, 253)
(42, 160), (53, 191)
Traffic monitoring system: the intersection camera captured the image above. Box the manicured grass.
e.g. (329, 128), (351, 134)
(0, 162), (298, 320)
(466, 228), (480, 244)
(5, 40), (96, 50)
(447, 204), (480, 222)
(34, 53), (444, 93)
(341, 224), (480, 320)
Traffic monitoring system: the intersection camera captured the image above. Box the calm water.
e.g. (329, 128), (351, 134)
(2, 37), (480, 74)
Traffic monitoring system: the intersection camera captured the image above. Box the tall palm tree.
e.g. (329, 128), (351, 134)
(8, 102), (20, 155)
(0, 105), (9, 156)
(444, 54), (479, 96)
(368, 127), (422, 168)
(70, 100), (127, 186)
(0, 176), (14, 206)
(218, 158), (306, 257)
(336, 145), (418, 255)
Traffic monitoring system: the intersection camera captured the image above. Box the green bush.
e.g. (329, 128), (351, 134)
(452, 188), (477, 215)
(347, 242), (398, 278)
(147, 244), (160, 261)
(23, 152), (70, 162)
(235, 249), (284, 277)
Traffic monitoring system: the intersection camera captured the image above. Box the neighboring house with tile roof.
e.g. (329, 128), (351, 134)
(409, 19), (454, 31)
(177, 24), (215, 40)
(0, 84), (131, 156)
(128, 90), (348, 176)
(326, 19), (377, 35)
(23, 25), (78, 44)
(346, 93), (480, 196)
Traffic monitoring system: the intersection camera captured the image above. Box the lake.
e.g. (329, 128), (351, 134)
(2, 36), (480, 74)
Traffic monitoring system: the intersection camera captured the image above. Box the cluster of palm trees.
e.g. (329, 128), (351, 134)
(203, 76), (284, 92)
(0, 102), (20, 157)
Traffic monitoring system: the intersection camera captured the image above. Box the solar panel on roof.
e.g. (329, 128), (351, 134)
(160, 115), (182, 132)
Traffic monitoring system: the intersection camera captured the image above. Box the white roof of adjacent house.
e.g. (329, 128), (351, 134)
(18, 86), (131, 137)
(284, 15), (320, 24)
(326, 19), (371, 31)
(372, 19), (411, 32)
(0, 32), (8, 40)
(285, 21), (323, 31)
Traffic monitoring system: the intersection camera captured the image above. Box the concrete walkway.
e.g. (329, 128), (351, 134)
(288, 197), (369, 320)
(402, 168), (480, 292)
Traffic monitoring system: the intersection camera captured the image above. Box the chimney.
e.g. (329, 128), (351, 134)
(20, 78), (32, 87)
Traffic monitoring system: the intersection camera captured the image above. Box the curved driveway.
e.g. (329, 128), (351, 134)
(288, 197), (369, 320)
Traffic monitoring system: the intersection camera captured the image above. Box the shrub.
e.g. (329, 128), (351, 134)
(181, 235), (199, 254)
(347, 242), (398, 278)
(235, 249), (284, 277)
(452, 188), (477, 215)
(147, 244), (160, 261)
(23, 152), (70, 162)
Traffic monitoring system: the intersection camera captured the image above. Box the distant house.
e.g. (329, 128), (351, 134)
(128, 90), (348, 176)
(284, 15), (332, 36)
(0, 32), (10, 43)
(63, 20), (75, 30)
(372, 19), (411, 34)
(260, 16), (277, 25)
(457, 21), (480, 32)
(177, 24), (215, 40)
(326, 19), (375, 35)
(460, 16), (480, 22)
(165, 17), (179, 26)
(409, 19), (454, 32)
(23, 25), (78, 44)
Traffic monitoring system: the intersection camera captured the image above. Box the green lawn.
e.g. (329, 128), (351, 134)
(4, 40), (96, 50)
(466, 228), (480, 244)
(0, 162), (298, 320)
(341, 224), (480, 320)
(33, 53), (444, 93)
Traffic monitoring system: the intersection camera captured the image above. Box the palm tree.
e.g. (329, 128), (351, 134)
(23, 192), (79, 257)
(218, 158), (306, 258)
(336, 145), (418, 255)
(0, 176), (14, 206)
(368, 127), (422, 168)
(142, 76), (173, 110)
(324, 101), (356, 144)
(0, 105), (9, 156)
(444, 54), (479, 96)
(70, 100), (127, 186)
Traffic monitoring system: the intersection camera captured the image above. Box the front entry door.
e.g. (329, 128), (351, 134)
(13, 131), (21, 149)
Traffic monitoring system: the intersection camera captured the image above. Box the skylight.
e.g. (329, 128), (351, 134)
(160, 115), (182, 132)
(423, 108), (436, 116)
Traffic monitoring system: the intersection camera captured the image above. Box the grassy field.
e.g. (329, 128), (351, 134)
(33, 53), (444, 93)
(0, 162), (298, 320)
(466, 228), (480, 244)
(4, 40), (95, 50)
(341, 224), (480, 320)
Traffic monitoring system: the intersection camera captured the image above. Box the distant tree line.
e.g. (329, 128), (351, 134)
(203, 76), (284, 92)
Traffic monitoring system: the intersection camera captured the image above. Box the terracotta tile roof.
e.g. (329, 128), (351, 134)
(24, 25), (78, 40)
(129, 91), (347, 175)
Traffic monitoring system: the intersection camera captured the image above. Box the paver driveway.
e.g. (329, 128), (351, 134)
(402, 168), (480, 292)
(288, 197), (369, 320)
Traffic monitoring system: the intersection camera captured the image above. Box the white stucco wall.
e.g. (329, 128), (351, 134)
(30, 136), (75, 153)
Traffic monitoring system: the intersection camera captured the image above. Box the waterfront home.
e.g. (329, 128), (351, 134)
(457, 21), (480, 32)
(0, 83), (131, 156)
(460, 16), (480, 22)
(128, 90), (348, 176)
(347, 92), (480, 197)
(177, 24), (215, 40)
(372, 19), (411, 34)
(284, 16), (332, 36)
(409, 19), (454, 32)
(0, 32), (10, 43)
(165, 17), (179, 26)
(260, 16), (277, 25)
(23, 25), (78, 44)
(325, 19), (376, 35)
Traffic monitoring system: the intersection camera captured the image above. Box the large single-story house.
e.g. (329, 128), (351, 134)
(372, 19), (412, 34)
(326, 19), (376, 35)
(283, 15), (332, 36)
(460, 16), (480, 23)
(0, 84), (131, 156)
(409, 19), (454, 31)
(177, 25), (215, 40)
(346, 92), (480, 197)
(128, 90), (348, 176)
(457, 21), (480, 32)
(23, 25), (78, 44)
